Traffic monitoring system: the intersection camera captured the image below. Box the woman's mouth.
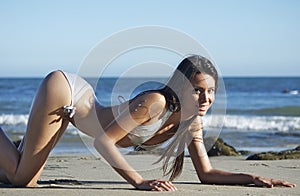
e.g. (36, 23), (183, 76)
(198, 105), (209, 112)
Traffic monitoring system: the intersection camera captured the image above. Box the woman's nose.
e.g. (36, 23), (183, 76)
(199, 91), (209, 103)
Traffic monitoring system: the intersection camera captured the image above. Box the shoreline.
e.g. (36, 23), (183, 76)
(50, 136), (300, 158)
(0, 154), (299, 195)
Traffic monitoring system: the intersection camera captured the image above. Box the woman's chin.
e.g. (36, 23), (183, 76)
(198, 110), (207, 116)
(181, 110), (206, 120)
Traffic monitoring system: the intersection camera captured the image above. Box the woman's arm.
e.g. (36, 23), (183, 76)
(187, 134), (296, 188)
(94, 93), (177, 191)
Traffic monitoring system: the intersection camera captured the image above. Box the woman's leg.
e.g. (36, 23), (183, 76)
(0, 127), (20, 183)
(6, 70), (72, 186)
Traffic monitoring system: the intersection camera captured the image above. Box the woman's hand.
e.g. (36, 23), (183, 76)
(136, 179), (177, 191)
(253, 176), (296, 188)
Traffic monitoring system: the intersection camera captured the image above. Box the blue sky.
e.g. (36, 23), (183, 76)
(0, 0), (299, 77)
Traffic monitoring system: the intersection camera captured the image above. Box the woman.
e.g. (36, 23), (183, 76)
(0, 55), (296, 191)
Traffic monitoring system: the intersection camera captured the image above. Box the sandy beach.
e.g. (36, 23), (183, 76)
(0, 153), (299, 196)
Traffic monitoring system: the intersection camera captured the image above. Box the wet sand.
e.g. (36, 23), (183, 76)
(0, 154), (299, 195)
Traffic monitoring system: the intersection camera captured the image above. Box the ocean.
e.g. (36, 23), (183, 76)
(0, 76), (299, 155)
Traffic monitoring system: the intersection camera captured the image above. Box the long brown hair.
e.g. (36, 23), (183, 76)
(158, 55), (219, 181)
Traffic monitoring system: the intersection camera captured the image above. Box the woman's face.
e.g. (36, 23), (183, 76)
(181, 73), (216, 119)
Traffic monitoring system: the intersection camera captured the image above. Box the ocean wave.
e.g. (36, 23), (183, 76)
(0, 114), (78, 136)
(0, 114), (29, 125)
(227, 106), (300, 117)
(214, 115), (300, 132)
(1, 113), (300, 134)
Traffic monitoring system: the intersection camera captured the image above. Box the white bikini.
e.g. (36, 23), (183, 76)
(60, 71), (172, 146)
(125, 109), (172, 146)
(60, 71), (94, 107)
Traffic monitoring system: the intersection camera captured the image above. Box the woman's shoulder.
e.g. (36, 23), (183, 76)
(134, 91), (166, 106)
(143, 91), (166, 101)
(129, 91), (167, 119)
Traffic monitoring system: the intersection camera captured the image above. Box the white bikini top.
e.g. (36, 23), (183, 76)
(126, 109), (172, 146)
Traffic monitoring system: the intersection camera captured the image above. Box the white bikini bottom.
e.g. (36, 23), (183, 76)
(60, 71), (93, 106)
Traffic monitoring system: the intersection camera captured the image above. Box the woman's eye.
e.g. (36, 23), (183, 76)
(208, 88), (215, 94)
(194, 88), (203, 94)
(193, 88), (215, 95)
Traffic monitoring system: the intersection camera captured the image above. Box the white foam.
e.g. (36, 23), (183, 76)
(0, 114), (78, 135)
(0, 114), (29, 125)
(206, 115), (300, 132)
(289, 90), (299, 95)
(1, 114), (300, 133)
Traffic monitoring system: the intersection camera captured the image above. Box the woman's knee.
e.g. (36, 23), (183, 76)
(7, 162), (39, 187)
(9, 174), (35, 187)
(0, 128), (20, 184)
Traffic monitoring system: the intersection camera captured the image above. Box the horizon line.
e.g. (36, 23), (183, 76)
(1, 75), (300, 79)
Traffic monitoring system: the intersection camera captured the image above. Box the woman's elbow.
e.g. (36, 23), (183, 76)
(197, 170), (216, 184)
(199, 178), (214, 184)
